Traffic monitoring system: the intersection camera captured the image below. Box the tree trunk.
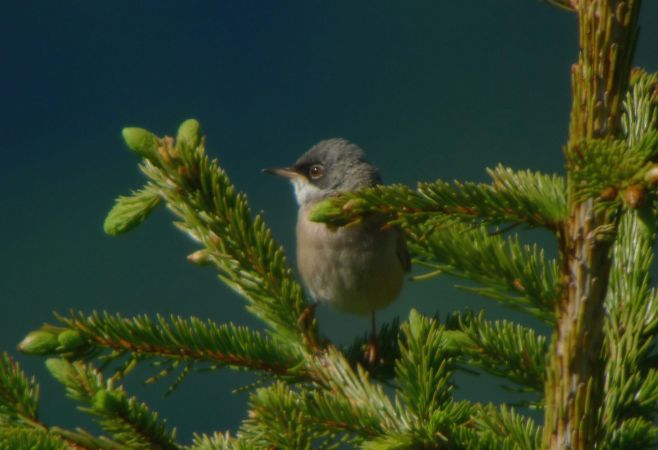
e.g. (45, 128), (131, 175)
(543, 1), (641, 449)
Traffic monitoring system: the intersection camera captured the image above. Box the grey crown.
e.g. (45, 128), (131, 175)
(293, 138), (382, 192)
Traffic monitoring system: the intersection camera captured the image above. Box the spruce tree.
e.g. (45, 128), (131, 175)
(2, 1), (657, 449)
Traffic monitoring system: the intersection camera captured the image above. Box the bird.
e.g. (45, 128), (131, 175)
(264, 138), (410, 363)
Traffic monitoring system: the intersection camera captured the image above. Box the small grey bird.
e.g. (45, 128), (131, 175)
(264, 138), (410, 362)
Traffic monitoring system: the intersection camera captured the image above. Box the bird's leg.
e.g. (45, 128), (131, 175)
(365, 311), (378, 365)
(299, 302), (319, 324)
(298, 302), (320, 349)
(299, 302), (319, 330)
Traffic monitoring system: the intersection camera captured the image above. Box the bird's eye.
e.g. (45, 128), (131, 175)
(308, 164), (324, 180)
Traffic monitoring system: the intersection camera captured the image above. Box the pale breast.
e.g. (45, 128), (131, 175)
(296, 206), (406, 315)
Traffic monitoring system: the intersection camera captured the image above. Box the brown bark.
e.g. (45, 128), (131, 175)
(543, 1), (641, 449)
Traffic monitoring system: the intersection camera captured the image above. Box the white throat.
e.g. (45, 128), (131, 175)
(292, 177), (325, 206)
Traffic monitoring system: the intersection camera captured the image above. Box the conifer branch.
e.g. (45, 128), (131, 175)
(46, 358), (179, 450)
(601, 417), (658, 450)
(4, 2), (655, 445)
(50, 427), (130, 450)
(242, 346), (412, 448)
(409, 224), (558, 321)
(1, 352), (129, 450)
(395, 311), (454, 426)
(455, 405), (541, 450)
(242, 381), (365, 449)
(241, 382), (317, 449)
(307, 347), (403, 433)
(453, 313), (547, 393)
(189, 432), (252, 450)
(600, 70), (658, 446)
(243, 312), (481, 449)
(0, 353), (40, 429)
(42, 311), (306, 380)
(107, 121), (318, 348)
(0, 427), (68, 450)
(104, 185), (161, 236)
(394, 310), (473, 448)
(566, 131), (658, 205)
(358, 432), (420, 450)
(309, 166), (566, 230)
(622, 70), (658, 144)
(417, 166), (566, 230)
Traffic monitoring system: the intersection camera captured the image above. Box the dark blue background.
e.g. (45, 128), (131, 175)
(2, 1), (657, 443)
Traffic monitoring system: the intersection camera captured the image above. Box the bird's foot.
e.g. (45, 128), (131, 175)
(299, 302), (319, 325)
(364, 310), (380, 365)
(364, 335), (379, 366)
(299, 303), (320, 350)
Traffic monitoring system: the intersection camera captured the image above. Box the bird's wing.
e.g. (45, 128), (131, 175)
(396, 229), (411, 273)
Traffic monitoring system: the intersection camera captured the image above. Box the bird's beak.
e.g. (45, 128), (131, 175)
(262, 167), (300, 179)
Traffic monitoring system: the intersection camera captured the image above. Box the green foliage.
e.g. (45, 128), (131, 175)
(394, 311), (473, 447)
(599, 68), (658, 449)
(453, 313), (546, 393)
(189, 432), (251, 450)
(409, 223), (558, 322)
(623, 70), (658, 145)
(0, 352), (39, 427)
(240, 374), (391, 448)
(17, 330), (60, 356)
(122, 127), (160, 159)
(0, 352), (130, 450)
(306, 347), (402, 435)
(417, 166), (567, 229)
(239, 311), (535, 449)
(242, 382), (333, 449)
(565, 71), (658, 210)
(0, 427), (67, 450)
(601, 418), (658, 450)
(176, 118), (202, 153)
(114, 120), (317, 348)
(240, 324), (473, 449)
(7, 67), (658, 450)
(104, 186), (161, 235)
(0, 119), (571, 448)
(18, 326), (88, 357)
(395, 310), (454, 425)
(35, 311), (305, 382)
(566, 134), (658, 205)
(46, 358), (179, 450)
(309, 165), (566, 230)
(453, 404), (541, 450)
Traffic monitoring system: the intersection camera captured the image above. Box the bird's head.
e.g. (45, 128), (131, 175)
(264, 138), (381, 206)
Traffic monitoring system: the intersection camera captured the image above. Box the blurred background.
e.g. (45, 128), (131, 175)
(1, 0), (657, 442)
